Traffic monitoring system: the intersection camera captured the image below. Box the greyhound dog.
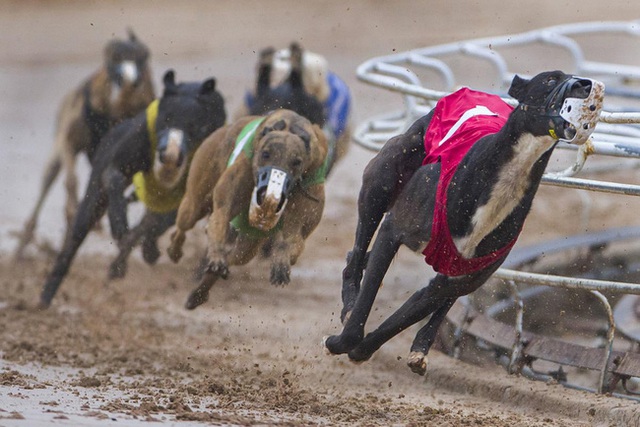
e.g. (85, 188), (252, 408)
(15, 29), (155, 260)
(324, 70), (604, 375)
(165, 109), (328, 309)
(39, 70), (227, 308)
(243, 42), (351, 175)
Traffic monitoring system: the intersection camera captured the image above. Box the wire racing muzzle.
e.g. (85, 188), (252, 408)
(249, 166), (293, 231)
(544, 76), (604, 145)
(527, 76), (605, 145)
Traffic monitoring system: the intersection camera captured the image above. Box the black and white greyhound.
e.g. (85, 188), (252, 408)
(39, 70), (226, 308)
(324, 70), (604, 375)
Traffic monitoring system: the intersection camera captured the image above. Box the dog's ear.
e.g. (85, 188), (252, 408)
(306, 124), (328, 175)
(200, 78), (217, 94)
(127, 28), (138, 43)
(162, 70), (177, 96)
(508, 74), (529, 102)
(163, 70), (176, 87)
(103, 40), (116, 62)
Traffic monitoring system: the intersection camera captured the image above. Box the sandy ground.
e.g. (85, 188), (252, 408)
(3, 1), (640, 426)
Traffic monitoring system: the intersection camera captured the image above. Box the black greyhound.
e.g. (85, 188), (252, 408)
(248, 42), (325, 129)
(245, 43), (351, 176)
(324, 70), (604, 375)
(39, 70), (226, 308)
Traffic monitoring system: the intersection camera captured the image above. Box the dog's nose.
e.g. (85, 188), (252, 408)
(158, 128), (186, 167)
(118, 60), (139, 85)
(570, 79), (592, 99)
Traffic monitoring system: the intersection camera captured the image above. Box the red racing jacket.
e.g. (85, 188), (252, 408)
(421, 87), (517, 276)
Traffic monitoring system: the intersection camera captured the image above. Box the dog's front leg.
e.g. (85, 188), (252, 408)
(268, 230), (291, 286)
(103, 166), (131, 242)
(168, 128), (227, 263)
(341, 124), (429, 323)
(206, 159), (254, 278)
(270, 184), (325, 286)
(325, 216), (402, 355)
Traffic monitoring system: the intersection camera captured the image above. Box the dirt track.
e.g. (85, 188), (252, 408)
(3, 1), (640, 426)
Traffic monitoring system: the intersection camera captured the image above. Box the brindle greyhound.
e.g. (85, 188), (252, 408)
(166, 109), (328, 310)
(15, 29), (154, 260)
(245, 42), (351, 175)
(39, 70), (226, 308)
(324, 70), (604, 375)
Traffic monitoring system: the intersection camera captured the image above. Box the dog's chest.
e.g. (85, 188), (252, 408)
(452, 133), (555, 258)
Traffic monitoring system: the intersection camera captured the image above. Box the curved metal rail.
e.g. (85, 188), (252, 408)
(355, 20), (640, 150)
(353, 21), (640, 395)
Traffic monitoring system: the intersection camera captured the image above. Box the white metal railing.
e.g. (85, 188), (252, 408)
(353, 20), (640, 394)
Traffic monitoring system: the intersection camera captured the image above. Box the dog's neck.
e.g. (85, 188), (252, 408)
(451, 126), (556, 258)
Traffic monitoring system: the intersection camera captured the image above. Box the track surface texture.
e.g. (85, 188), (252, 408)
(2, 1), (640, 426)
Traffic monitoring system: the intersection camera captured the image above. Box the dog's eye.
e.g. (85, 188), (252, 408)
(261, 150), (270, 160)
(260, 127), (272, 137)
(546, 77), (557, 86)
(291, 158), (302, 168)
(273, 120), (286, 131)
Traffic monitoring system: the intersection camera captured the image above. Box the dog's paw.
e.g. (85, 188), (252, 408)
(323, 335), (345, 355)
(185, 288), (209, 310)
(270, 263), (290, 286)
(166, 243), (183, 263)
(347, 346), (373, 363)
(206, 260), (229, 279)
(407, 351), (428, 376)
(108, 260), (127, 281)
(142, 239), (160, 265)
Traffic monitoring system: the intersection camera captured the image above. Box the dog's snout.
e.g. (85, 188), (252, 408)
(570, 79), (592, 99)
(158, 128), (186, 167)
(255, 167), (292, 205)
(118, 60), (139, 85)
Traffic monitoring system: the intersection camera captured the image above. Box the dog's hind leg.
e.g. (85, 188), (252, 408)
(406, 298), (456, 376)
(14, 152), (62, 260)
(40, 184), (108, 308)
(325, 215), (403, 355)
(340, 118), (430, 323)
(345, 274), (453, 362)
(61, 145), (80, 243)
